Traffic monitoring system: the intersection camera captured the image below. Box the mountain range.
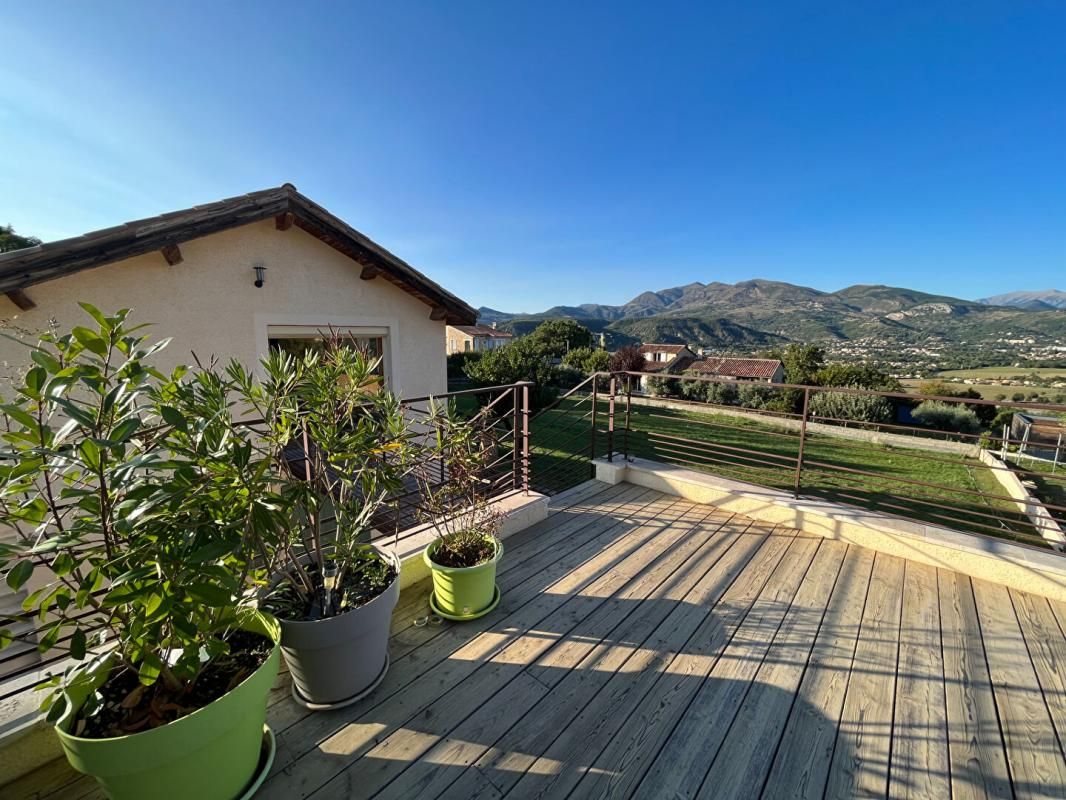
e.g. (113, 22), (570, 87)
(479, 280), (1066, 349)
(979, 289), (1066, 310)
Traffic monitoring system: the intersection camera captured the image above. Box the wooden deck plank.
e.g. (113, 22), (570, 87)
(691, 540), (849, 800)
(938, 569), (1013, 800)
(482, 526), (799, 799)
(263, 483), (659, 772)
(312, 500), (731, 799)
(972, 578), (1066, 799)
(258, 490), (688, 798)
(554, 525), (795, 800)
(1011, 589), (1066, 765)
(822, 553), (906, 800)
(889, 561), (950, 799)
(757, 546), (875, 800)
(357, 507), (749, 799)
(628, 535), (822, 800)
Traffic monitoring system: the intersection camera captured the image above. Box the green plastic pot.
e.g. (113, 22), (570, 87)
(424, 537), (502, 618)
(54, 614), (281, 800)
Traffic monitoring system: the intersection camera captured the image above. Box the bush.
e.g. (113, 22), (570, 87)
(737, 383), (777, 410)
(646, 376), (681, 397)
(911, 400), (982, 435)
(813, 363), (901, 391)
(447, 350), (481, 379)
(562, 347), (611, 374)
(809, 391), (893, 424)
(706, 381), (740, 406)
(679, 377), (708, 402)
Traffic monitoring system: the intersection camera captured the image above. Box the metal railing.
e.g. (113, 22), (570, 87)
(531, 370), (1066, 554)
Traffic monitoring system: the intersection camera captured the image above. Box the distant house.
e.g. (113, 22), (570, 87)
(446, 324), (513, 354)
(637, 343), (699, 391)
(0, 184), (476, 399)
(686, 356), (785, 384)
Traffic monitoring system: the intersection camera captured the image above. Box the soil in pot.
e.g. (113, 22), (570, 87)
(71, 629), (273, 739)
(428, 532), (496, 568)
(262, 548), (397, 622)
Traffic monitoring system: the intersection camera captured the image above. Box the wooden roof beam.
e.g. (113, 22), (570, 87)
(160, 244), (183, 266)
(430, 306), (448, 321)
(360, 264), (379, 280)
(5, 289), (36, 311)
(275, 212), (295, 231)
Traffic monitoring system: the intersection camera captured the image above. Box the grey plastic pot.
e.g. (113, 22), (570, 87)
(277, 548), (400, 708)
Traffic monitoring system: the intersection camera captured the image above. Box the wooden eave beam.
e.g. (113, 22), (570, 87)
(160, 244), (183, 266)
(275, 212), (295, 231)
(360, 264), (379, 280)
(429, 306), (448, 321)
(5, 289), (36, 311)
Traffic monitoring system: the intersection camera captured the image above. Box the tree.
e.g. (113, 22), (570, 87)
(0, 224), (41, 253)
(562, 347), (611, 374)
(609, 345), (646, 373)
(916, 380), (957, 398)
(463, 338), (558, 409)
(814, 363), (901, 391)
(526, 319), (593, 358)
(447, 351), (481, 379)
(764, 343), (825, 385)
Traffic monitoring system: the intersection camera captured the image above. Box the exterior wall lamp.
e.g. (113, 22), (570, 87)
(253, 264), (267, 288)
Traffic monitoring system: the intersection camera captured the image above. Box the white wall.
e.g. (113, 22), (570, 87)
(0, 221), (449, 399)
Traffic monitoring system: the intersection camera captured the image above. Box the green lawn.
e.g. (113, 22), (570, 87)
(937, 367), (1066, 380)
(528, 396), (1042, 546)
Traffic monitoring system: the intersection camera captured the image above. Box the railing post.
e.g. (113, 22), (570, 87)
(590, 375), (599, 478)
(793, 386), (811, 498)
(623, 373), (632, 461)
(607, 375), (616, 462)
(521, 381), (531, 494)
(512, 385), (519, 491)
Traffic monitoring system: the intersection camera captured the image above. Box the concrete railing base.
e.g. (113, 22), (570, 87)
(596, 457), (1066, 602)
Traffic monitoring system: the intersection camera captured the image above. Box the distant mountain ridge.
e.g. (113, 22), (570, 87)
(979, 289), (1066, 310)
(478, 279), (1066, 349)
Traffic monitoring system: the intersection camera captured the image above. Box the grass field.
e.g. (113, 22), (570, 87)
(937, 367), (1066, 379)
(900, 379), (1009, 400)
(528, 396), (1042, 545)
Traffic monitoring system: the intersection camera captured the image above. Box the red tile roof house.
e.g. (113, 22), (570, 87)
(636, 343), (699, 391)
(686, 356), (785, 383)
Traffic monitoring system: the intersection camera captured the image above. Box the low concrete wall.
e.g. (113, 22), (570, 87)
(0, 489), (550, 787)
(596, 457), (1066, 602)
(628, 394), (980, 456)
(978, 450), (1066, 549)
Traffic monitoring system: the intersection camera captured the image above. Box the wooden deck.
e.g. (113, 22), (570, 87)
(11, 480), (1066, 799)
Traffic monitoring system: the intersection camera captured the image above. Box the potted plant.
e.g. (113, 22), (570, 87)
(417, 401), (504, 620)
(244, 334), (414, 709)
(0, 306), (285, 800)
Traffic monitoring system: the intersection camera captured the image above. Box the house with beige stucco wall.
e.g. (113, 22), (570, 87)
(0, 183), (477, 398)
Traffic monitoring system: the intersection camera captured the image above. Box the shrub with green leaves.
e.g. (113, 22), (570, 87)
(0, 306), (283, 722)
(911, 400), (982, 435)
(561, 347), (611, 374)
(809, 391), (893, 424)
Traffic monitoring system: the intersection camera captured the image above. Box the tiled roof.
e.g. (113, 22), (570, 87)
(687, 357), (783, 379)
(450, 325), (513, 338)
(638, 343), (688, 355)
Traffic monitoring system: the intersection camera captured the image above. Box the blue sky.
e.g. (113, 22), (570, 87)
(2, 1), (1064, 312)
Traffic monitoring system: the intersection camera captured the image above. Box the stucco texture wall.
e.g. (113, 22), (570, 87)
(0, 221), (449, 399)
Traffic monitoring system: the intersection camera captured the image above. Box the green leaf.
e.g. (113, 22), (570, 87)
(23, 367), (47, 398)
(29, 348), (61, 373)
(69, 628), (86, 660)
(78, 439), (102, 472)
(159, 406), (186, 430)
(185, 582), (232, 607)
(188, 540), (234, 564)
(77, 302), (109, 329)
(6, 560), (33, 591)
(71, 326), (107, 356)
(137, 652), (163, 686)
